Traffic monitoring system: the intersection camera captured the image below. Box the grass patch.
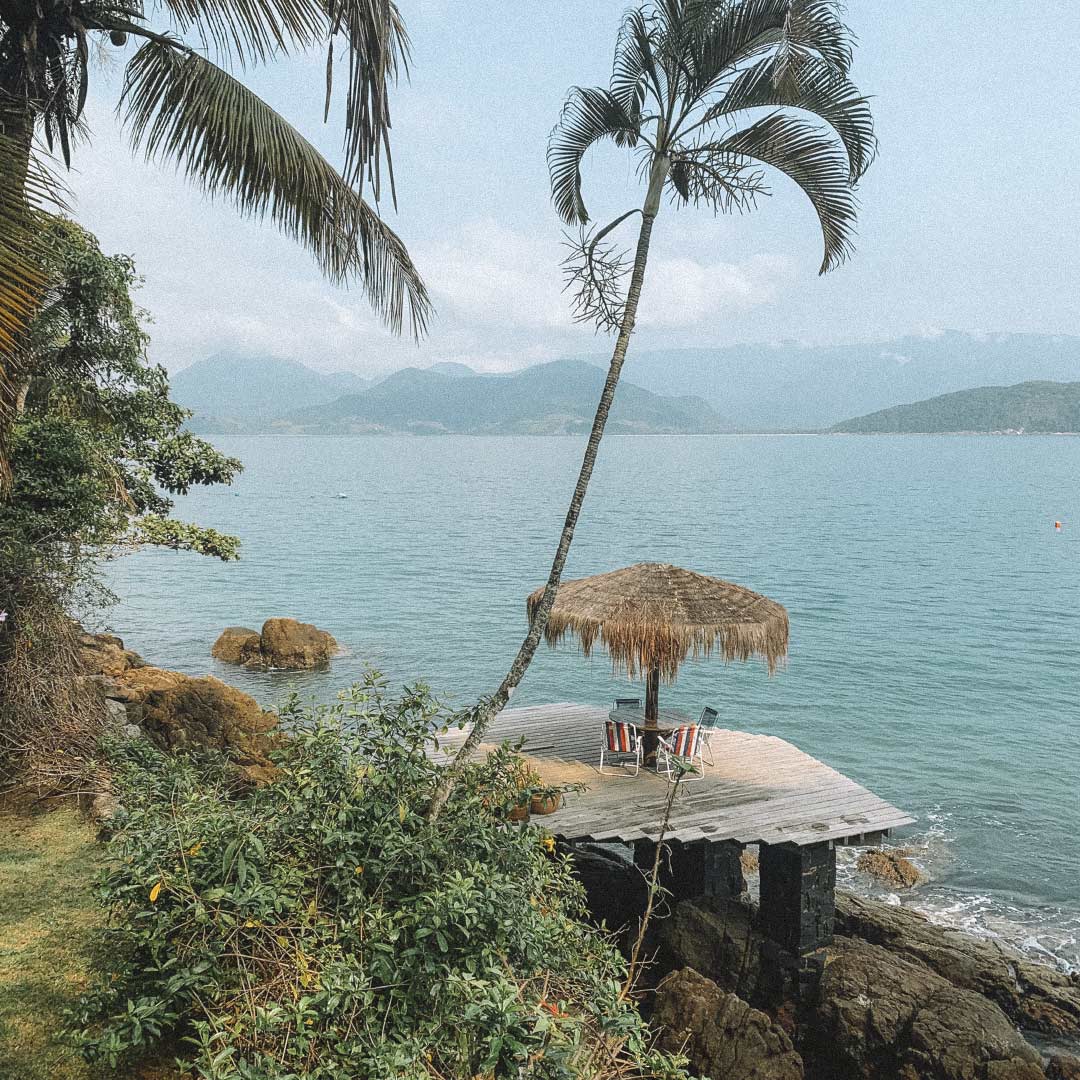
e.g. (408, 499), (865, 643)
(0, 799), (102, 1080)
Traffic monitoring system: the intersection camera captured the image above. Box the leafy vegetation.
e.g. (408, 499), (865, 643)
(71, 677), (686, 1080)
(433, 0), (874, 816)
(0, 219), (239, 783)
(831, 380), (1080, 433)
(2, 217), (241, 568)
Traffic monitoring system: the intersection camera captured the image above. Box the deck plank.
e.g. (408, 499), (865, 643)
(433, 704), (915, 847)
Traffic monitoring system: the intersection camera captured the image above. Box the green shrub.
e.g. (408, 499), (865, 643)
(70, 676), (686, 1080)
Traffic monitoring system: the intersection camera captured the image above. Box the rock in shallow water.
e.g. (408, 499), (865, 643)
(654, 967), (804, 1080)
(211, 618), (338, 670)
(855, 848), (924, 889)
(211, 626), (263, 666)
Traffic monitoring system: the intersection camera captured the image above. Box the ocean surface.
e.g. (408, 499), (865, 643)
(102, 434), (1080, 974)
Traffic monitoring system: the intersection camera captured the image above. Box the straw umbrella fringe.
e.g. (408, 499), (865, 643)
(527, 563), (789, 679)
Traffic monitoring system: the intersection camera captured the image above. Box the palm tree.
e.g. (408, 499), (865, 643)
(0, 0), (432, 490)
(429, 0), (874, 817)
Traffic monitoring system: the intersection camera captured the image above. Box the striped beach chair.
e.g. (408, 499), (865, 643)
(657, 724), (706, 783)
(599, 718), (643, 776)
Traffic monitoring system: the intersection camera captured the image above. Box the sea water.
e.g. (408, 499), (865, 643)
(103, 434), (1080, 972)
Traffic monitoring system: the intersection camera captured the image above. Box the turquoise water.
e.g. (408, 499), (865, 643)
(103, 434), (1080, 971)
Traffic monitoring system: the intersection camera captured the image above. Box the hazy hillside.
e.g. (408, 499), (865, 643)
(605, 331), (1080, 430)
(172, 353), (371, 420)
(832, 381), (1080, 433)
(276, 360), (725, 435)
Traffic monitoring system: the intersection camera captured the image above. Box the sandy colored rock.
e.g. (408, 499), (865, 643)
(114, 667), (280, 785)
(836, 891), (1080, 1037)
(856, 848), (924, 889)
(258, 618), (337, 669)
(77, 631), (145, 677)
(211, 626), (262, 666)
(741, 848), (759, 876)
(211, 618), (338, 670)
(807, 935), (1044, 1080)
(654, 967), (803, 1080)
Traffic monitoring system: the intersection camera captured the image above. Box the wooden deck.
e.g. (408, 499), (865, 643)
(435, 703), (915, 848)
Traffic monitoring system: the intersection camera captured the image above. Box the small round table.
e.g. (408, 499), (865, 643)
(608, 707), (692, 766)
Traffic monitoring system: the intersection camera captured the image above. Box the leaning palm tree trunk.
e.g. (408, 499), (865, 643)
(427, 156), (669, 820)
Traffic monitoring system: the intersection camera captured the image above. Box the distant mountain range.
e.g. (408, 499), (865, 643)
(171, 353), (371, 420)
(832, 380), (1080, 434)
(608, 331), (1080, 431)
(171, 331), (1080, 435)
(178, 356), (726, 436)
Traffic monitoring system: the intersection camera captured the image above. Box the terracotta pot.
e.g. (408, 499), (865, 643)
(530, 793), (561, 815)
(508, 804), (530, 823)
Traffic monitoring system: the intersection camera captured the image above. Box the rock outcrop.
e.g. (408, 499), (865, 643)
(77, 631), (145, 677)
(654, 967), (804, 1080)
(211, 618), (338, 670)
(855, 848), (924, 889)
(836, 892), (1080, 1037)
(805, 935), (1045, 1080)
(100, 667), (280, 786)
(658, 896), (762, 1000)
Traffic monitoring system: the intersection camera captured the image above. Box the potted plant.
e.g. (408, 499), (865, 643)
(529, 785), (563, 816)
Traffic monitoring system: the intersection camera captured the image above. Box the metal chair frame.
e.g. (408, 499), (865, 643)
(698, 706), (719, 765)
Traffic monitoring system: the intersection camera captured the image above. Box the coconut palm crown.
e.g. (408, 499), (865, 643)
(551, 0), (874, 307)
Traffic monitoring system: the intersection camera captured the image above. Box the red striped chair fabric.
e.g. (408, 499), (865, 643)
(670, 724), (700, 758)
(605, 719), (636, 753)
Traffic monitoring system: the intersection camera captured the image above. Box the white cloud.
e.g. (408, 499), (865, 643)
(418, 220), (572, 330)
(637, 254), (795, 328)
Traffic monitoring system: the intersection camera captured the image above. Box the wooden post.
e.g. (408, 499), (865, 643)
(642, 666), (661, 762)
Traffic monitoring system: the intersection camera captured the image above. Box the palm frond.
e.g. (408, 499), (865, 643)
(707, 53), (875, 180)
(120, 39), (430, 336)
(548, 87), (639, 225)
(706, 109), (858, 272)
(149, 0), (326, 63)
(144, 0), (408, 199)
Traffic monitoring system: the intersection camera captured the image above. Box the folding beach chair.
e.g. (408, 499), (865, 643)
(657, 724), (706, 783)
(698, 706), (719, 765)
(599, 718), (643, 776)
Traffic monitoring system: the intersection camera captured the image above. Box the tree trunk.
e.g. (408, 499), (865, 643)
(427, 153), (670, 820)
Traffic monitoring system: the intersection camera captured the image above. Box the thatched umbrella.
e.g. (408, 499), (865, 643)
(527, 562), (788, 758)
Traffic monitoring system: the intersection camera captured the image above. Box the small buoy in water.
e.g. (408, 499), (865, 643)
(1054, 521), (1063, 532)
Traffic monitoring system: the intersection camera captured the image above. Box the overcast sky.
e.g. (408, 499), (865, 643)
(69, 0), (1080, 375)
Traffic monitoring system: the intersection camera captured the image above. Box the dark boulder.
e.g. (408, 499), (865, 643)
(654, 967), (803, 1080)
(806, 935), (1045, 1080)
(836, 892), (1080, 1037)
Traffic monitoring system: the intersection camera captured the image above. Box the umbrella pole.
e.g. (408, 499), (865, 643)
(643, 666), (660, 764)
